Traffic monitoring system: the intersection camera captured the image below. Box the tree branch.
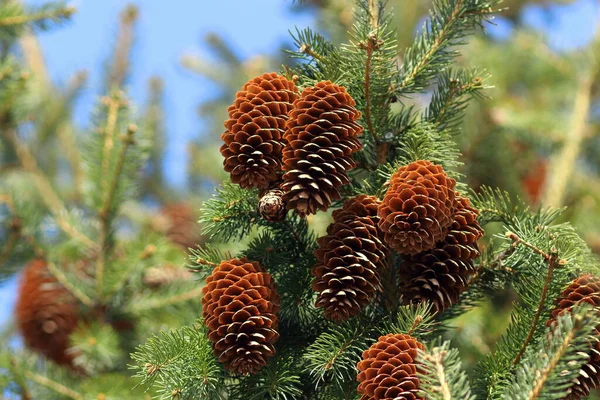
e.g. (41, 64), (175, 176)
(2, 129), (97, 250)
(509, 232), (563, 366)
(25, 371), (83, 400)
(542, 71), (594, 208)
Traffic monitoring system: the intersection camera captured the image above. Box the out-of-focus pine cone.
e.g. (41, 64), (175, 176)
(202, 258), (280, 375)
(143, 264), (192, 288)
(221, 73), (299, 189)
(357, 333), (424, 400)
(258, 188), (287, 222)
(15, 259), (79, 367)
(399, 196), (484, 313)
(281, 81), (363, 216)
(547, 274), (600, 400)
(312, 195), (385, 321)
(378, 160), (456, 255)
(159, 202), (203, 250)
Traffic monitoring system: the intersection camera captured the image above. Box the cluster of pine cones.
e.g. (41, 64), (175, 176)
(209, 73), (484, 380)
(211, 72), (600, 399)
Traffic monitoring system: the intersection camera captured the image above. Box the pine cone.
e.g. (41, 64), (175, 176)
(258, 188), (287, 222)
(378, 160), (457, 255)
(15, 259), (79, 366)
(312, 195), (385, 321)
(202, 258), (280, 375)
(159, 202), (203, 250)
(357, 333), (424, 400)
(400, 196), (484, 313)
(547, 274), (600, 400)
(281, 81), (363, 216)
(221, 73), (299, 189)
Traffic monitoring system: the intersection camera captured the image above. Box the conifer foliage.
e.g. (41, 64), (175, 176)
(132, 0), (600, 399)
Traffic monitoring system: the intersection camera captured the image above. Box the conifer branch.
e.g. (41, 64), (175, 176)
(508, 231), (563, 366)
(24, 371), (83, 400)
(542, 70), (594, 208)
(2, 129), (97, 249)
(417, 342), (474, 400)
(106, 5), (138, 89)
(396, 0), (497, 96)
(46, 261), (95, 307)
(0, 4), (75, 28)
(96, 123), (136, 298)
(362, 33), (379, 141)
(421, 351), (452, 399)
(299, 43), (323, 60)
(127, 286), (204, 314)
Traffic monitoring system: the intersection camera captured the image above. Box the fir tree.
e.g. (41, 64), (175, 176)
(0, 2), (205, 398)
(130, 1), (600, 399)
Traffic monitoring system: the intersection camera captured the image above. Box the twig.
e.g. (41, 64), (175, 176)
(542, 71), (594, 208)
(107, 5), (138, 88)
(406, 315), (424, 336)
(508, 231), (563, 366)
(368, 0), (379, 30)
(526, 318), (579, 400)
(25, 371), (84, 400)
(96, 123), (136, 298)
(2, 129), (97, 250)
(195, 258), (219, 268)
(127, 286), (204, 313)
(0, 6), (75, 27)
(504, 232), (565, 264)
(362, 34), (379, 141)
(396, 0), (465, 91)
(432, 77), (483, 127)
(46, 261), (95, 307)
(420, 350), (452, 400)
(298, 43), (323, 60)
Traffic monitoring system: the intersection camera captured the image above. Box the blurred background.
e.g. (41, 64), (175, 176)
(1, 0), (599, 396)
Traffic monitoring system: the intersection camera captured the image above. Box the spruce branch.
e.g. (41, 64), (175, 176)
(395, 0), (498, 96)
(505, 305), (598, 400)
(418, 342), (475, 400)
(96, 123), (137, 298)
(511, 247), (559, 366)
(542, 70), (595, 208)
(46, 260), (95, 307)
(0, 2), (74, 30)
(126, 286), (204, 314)
(24, 370), (83, 400)
(131, 326), (224, 400)
(362, 33), (381, 141)
(304, 320), (377, 391)
(2, 128), (97, 249)
(424, 68), (490, 133)
(106, 4), (138, 89)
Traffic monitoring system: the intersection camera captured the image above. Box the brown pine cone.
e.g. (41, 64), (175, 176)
(202, 258), (280, 375)
(400, 196), (484, 313)
(258, 188), (287, 222)
(281, 81), (363, 217)
(378, 160), (457, 255)
(357, 333), (424, 400)
(547, 274), (600, 400)
(312, 195), (385, 321)
(159, 202), (203, 250)
(220, 73), (299, 189)
(15, 259), (79, 367)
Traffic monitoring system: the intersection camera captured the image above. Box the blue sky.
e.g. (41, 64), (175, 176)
(0, 0), (598, 328)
